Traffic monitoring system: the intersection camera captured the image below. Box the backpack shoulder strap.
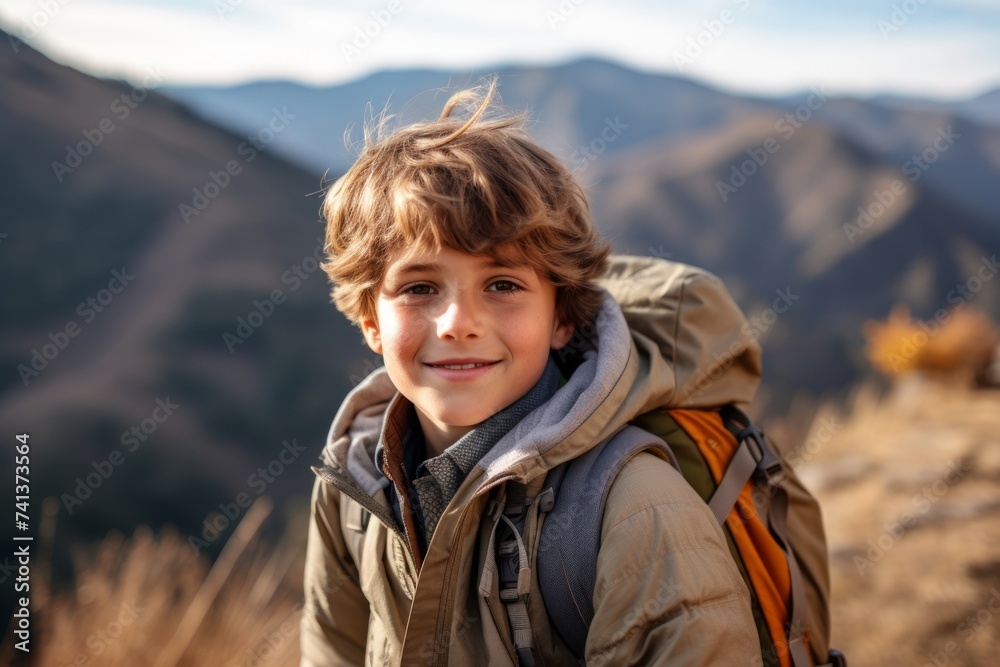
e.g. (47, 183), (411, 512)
(716, 405), (814, 667)
(536, 425), (678, 657)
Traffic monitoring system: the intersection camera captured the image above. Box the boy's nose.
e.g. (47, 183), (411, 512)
(436, 294), (484, 340)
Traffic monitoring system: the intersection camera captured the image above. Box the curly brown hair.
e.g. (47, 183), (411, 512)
(320, 76), (611, 331)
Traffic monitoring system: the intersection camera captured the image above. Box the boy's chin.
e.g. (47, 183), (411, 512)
(423, 401), (512, 429)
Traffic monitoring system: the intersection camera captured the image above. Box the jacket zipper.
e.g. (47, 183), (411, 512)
(312, 463), (418, 574)
(318, 461), (525, 665)
(433, 473), (520, 666)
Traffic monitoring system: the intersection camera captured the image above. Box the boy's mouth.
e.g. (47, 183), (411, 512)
(424, 359), (500, 370)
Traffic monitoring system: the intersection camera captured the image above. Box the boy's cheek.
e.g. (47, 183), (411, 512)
(382, 317), (429, 355)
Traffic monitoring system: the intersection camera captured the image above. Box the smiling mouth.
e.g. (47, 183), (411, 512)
(425, 361), (499, 370)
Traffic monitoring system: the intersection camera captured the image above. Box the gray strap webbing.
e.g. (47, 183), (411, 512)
(769, 484), (813, 667)
(507, 598), (535, 667)
(479, 482), (537, 666)
(707, 439), (757, 524)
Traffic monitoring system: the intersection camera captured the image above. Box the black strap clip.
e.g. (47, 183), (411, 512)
(827, 649), (848, 667)
(734, 423), (784, 486)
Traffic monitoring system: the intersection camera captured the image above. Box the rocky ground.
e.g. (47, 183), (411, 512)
(793, 377), (1000, 667)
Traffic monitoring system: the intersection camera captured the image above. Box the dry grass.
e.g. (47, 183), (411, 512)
(793, 378), (1000, 667)
(2, 497), (303, 667)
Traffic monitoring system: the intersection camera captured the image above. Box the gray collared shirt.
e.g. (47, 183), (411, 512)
(375, 355), (563, 554)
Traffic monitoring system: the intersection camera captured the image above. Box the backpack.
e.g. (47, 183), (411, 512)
(486, 257), (846, 667)
(491, 407), (846, 667)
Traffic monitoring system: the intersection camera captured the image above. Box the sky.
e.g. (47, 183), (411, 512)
(1, 0), (999, 99)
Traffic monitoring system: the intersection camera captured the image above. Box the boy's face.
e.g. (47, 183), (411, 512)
(361, 243), (574, 454)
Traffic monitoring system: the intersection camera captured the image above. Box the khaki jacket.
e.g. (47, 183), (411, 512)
(301, 257), (773, 666)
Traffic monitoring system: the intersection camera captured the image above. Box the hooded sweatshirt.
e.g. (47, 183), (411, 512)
(301, 256), (767, 666)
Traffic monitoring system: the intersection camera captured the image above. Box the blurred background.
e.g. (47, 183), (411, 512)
(1, 1), (999, 664)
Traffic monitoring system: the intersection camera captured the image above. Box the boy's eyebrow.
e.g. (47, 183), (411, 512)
(391, 258), (524, 277)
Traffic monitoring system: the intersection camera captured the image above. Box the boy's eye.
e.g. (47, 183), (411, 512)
(403, 284), (435, 295)
(488, 280), (521, 292)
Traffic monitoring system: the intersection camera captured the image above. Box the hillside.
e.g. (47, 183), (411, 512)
(586, 113), (1000, 403)
(0, 31), (366, 562)
(795, 379), (1000, 666)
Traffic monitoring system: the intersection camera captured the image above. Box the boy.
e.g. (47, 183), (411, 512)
(301, 81), (761, 665)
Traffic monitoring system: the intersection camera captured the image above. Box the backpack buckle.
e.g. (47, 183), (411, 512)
(737, 424), (785, 486)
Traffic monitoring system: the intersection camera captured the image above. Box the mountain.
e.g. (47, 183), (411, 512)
(0, 30), (369, 562)
(3, 38), (1000, 572)
(164, 61), (1000, 223)
(584, 112), (1000, 400)
(163, 57), (770, 176)
(801, 97), (1000, 222)
(871, 87), (1000, 127)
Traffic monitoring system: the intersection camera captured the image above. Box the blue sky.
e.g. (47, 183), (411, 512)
(2, 0), (998, 99)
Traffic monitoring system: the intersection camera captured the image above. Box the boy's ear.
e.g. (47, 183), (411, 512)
(550, 320), (575, 350)
(361, 317), (383, 355)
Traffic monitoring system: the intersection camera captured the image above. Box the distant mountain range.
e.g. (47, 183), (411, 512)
(164, 59), (1000, 222)
(163, 58), (1000, 394)
(3, 35), (999, 558)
